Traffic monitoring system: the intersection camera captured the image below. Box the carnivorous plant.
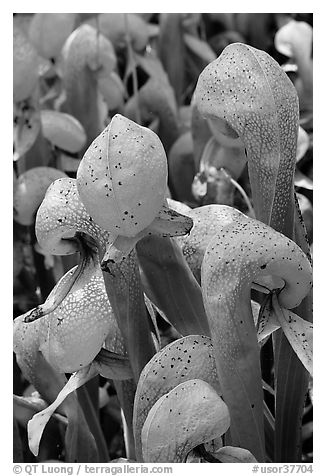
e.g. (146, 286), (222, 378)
(13, 23), (313, 465)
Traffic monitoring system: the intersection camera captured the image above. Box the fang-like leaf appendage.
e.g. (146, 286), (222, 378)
(101, 234), (142, 267)
(148, 201), (193, 237)
(27, 363), (98, 456)
(272, 293), (313, 375)
(100, 202), (193, 269)
(24, 238), (91, 323)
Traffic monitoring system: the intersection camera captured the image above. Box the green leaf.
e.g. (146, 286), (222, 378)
(136, 235), (210, 337)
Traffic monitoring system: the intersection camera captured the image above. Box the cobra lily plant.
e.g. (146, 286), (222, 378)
(14, 26), (312, 465)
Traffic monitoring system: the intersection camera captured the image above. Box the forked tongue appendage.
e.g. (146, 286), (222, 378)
(271, 292), (313, 375)
(101, 233), (138, 269)
(147, 200), (193, 237)
(100, 202), (193, 268)
(24, 235), (96, 323)
(27, 363), (99, 456)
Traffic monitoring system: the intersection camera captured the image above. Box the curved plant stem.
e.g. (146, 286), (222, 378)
(100, 248), (156, 382)
(220, 167), (255, 218)
(115, 379), (137, 460)
(77, 383), (110, 462)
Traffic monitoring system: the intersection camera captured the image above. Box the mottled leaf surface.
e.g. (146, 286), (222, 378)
(177, 204), (242, 283)
(202, 210), (312, 461)
(133, 335), (221, 460)
(141, 379), (229, 462)
(195, 43), (312, 462)
(195, 42), (299, 237)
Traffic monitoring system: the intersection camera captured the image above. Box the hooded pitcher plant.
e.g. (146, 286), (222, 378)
(76, 113), (193, 266)
(12, 15), (314, 464)
(13, 305), (100, 462)
(133, 335), (221, 461)
(194, 42), (299, 238)
(15, 261), (132, 457)
(77, 115), (208, 342)
(75, 114), (205, 360)
(21, 114), (194, 457)
(75, 114), (204, 341)
(24, 176), (154, 376)
(61, 24), (117, 149)
(194, 42), (312, 461)
(33, 190), (161, 463)
(15, 177), (138, 457)
(133, 322), (279, 463)
(201, 207), (312, 461)
(14, 258), (131, 448)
